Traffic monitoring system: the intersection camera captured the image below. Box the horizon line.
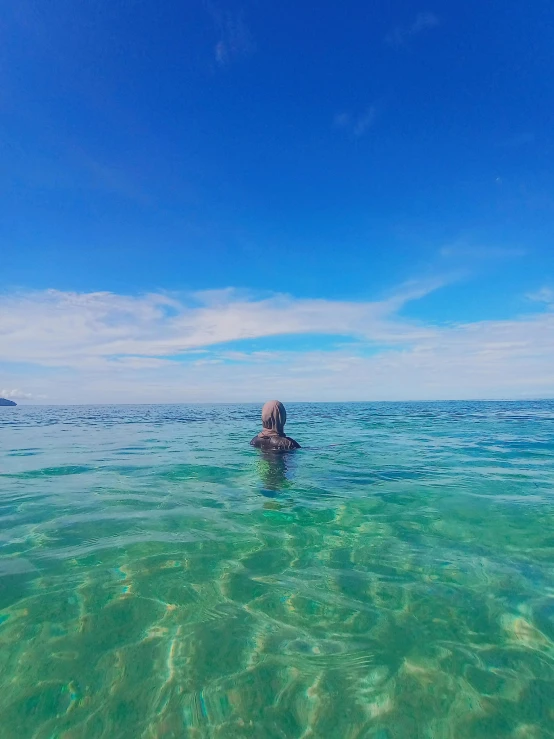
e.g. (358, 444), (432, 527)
(4, 397), (554, 407)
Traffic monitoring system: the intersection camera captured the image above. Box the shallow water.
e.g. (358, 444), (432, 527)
(1, 402), (554, 738)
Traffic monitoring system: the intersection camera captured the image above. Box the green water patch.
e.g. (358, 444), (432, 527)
(158, 464), (241, 484)
(1, 402), (554, 737)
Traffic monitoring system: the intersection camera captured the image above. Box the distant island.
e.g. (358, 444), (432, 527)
(0, 398), (17, 406)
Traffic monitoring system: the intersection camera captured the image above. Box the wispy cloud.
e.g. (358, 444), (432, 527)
(497, 133), (535, 148)
(440, 244), (527, 260)
(0, 388), (34, 400)
(527, 287), (554, 309)
(334, 107), (377, 138)
(208, 4), (254, 66)
(2, 282), (554, 402)
(0, 282), (441, 369)
(386, 12), (439, 47)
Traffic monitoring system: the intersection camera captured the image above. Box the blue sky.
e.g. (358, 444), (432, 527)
(1, 0), (554, 402)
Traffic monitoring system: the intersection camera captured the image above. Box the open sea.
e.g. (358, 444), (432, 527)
(1, 401), (554, 739)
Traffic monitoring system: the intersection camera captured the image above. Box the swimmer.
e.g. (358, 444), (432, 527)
(250, 400), (301, 452)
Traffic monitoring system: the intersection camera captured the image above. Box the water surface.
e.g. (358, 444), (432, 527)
(1, 402), (554, 738)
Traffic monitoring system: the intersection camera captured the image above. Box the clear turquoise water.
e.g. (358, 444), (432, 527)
(1, 402), (554, 739)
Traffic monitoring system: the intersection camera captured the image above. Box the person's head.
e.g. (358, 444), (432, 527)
(261, 400), (287, 436)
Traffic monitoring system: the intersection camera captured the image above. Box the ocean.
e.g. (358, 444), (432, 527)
(1, 402), (553, 738)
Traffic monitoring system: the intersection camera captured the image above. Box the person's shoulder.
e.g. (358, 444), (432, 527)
(250, 435), (300, 451)
(274, 436), (300, 451)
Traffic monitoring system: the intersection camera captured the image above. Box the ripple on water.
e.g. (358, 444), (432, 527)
(0, 401), (554, 737)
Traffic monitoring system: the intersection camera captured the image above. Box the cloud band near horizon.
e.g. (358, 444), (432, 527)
(1, 283), (554, 403)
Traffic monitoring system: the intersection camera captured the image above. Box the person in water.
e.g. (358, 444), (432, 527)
(250, 400), (300, 452)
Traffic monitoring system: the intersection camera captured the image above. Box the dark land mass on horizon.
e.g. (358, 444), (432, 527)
(0, 398), (17, 406)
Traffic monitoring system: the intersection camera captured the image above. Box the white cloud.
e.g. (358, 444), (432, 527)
(0, 283), (441, 368)
(1, 282), (554, 403)
(0, 388), (34, 400)
(386, 12), (439, 47)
